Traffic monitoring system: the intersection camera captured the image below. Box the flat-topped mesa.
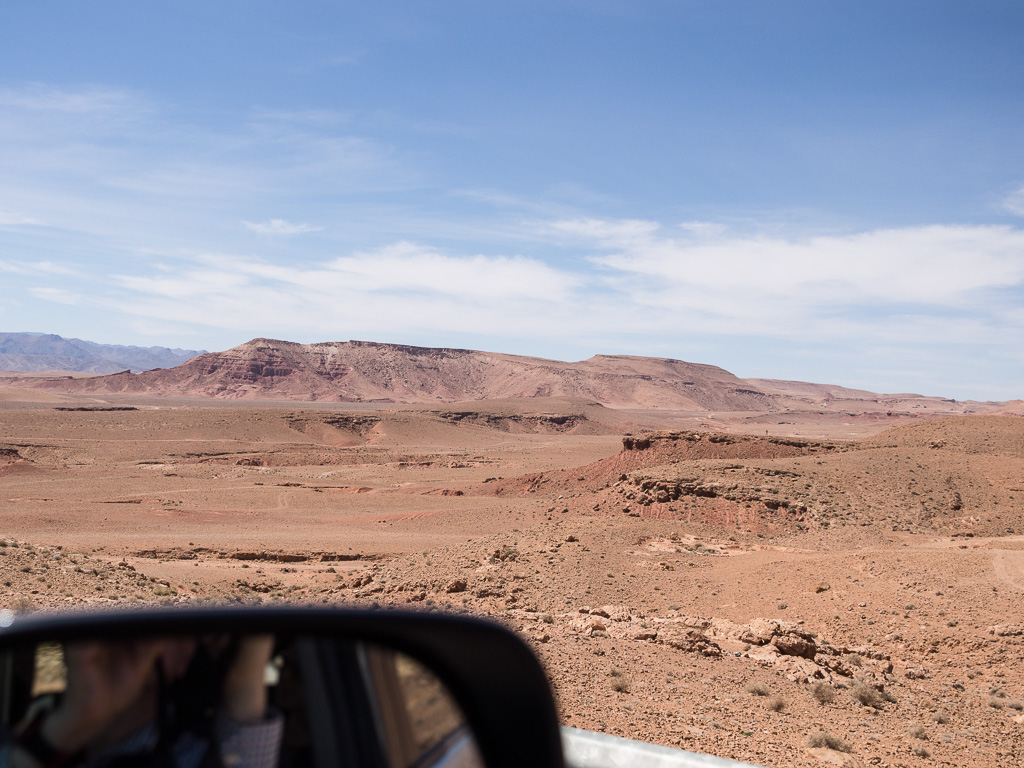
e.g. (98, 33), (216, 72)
(1, 338), (782, 408)
(5, 338), (1008, 412)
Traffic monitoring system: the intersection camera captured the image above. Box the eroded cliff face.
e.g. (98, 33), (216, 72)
(186, 341), (356, 394)
(4, 338), (780, 409)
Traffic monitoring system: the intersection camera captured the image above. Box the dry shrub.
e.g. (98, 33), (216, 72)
(805, 731), (852, 753)
(768, 694), (787, 712)
(746, 682), (770, 697)
(930, 712), (949, 724)
(907, 723), (928, 740)
(608, 667), (630, 693)
(851, 682), (884, 708)
(812, 682), (835, 705)
(912, 745), (931, 758)
(986, 687), (1022, 710)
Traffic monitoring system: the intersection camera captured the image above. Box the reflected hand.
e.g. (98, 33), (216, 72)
(221, 635), (274, 724)
(42, 639), (165, 753)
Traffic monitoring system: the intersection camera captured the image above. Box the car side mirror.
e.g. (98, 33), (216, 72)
(0, 606), (564, 768)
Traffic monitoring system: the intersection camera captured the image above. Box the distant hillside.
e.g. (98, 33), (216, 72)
(1, 337), (1009, 414)
(0, 332), (204, 374)
(2, 338), (776, 409)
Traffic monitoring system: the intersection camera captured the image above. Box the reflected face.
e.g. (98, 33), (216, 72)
(2, 633), (483, 768)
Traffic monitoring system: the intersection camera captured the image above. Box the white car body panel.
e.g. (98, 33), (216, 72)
(561, 727), (767, 768)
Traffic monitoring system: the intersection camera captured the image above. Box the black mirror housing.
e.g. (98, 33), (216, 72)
(0, 606), (565, 768)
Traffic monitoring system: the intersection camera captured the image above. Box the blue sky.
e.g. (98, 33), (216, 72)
(1, 1), (1023, 400)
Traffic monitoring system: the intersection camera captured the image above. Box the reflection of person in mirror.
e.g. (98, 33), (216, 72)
(3, 635), (282, 768)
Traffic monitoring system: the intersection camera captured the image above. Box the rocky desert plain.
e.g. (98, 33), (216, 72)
(2, 339), (1024, 767)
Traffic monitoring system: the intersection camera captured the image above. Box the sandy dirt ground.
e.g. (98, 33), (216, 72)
(2, 393), (1023, 767)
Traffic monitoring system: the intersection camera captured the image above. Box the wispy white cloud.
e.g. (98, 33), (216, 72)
(0, 83), (139, 115)
(83, 220), (1021, 354)
(0, 210), (42, 227)
(242, 219), (324, 235)
(1005, 184), (1024, 216)
(548, 217), (661, 246)
(90, 241), (580, 352)
(323, 242), (576, 300)
(115, 242), (577, 307)
(0, 260), (78, 276)
(29, 287), (83, 304)
(545, 218), (1024, 341)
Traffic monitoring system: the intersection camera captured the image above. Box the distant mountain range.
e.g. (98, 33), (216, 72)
(2, 336), (1016, 416)
(0, 332), (204, 374)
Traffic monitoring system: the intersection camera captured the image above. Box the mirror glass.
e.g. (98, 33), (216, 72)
(0, 633), (483, 768)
